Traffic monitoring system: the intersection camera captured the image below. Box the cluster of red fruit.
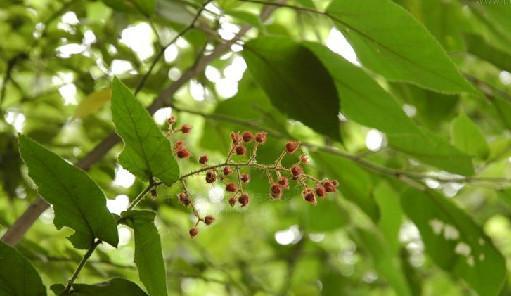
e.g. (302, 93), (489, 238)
(167, 116), (338, 238)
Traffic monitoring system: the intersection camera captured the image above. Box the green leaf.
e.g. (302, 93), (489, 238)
(326, 0), (474, 94)
(352, 228), (412, 296)
(50, 278), (147, 296)
(301, 200), (348, 232)
(122, 210), (167, 296)
(451, 113), (489, 159)
(374, 182), (402, 252)
(134, 0), (155, 15)
(243, 36), (341, 141)
(74, 88), (112, 119)
(313, 152), (379, 221)
(465, 34), (511, 73)
(0, 241), (47, 296)
(19, 135), (118, 249)
(401, 188), (507, 296)
(492, 95), (511, 130)
(111, 78), (179, 186)
(305, 43), (474, 175)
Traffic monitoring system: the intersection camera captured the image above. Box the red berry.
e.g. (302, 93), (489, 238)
(291, 165), (302, 177)
(228, 196), (237, 207)
(226, 182), (237, 192)
(240, 173), (250, 183)
(204, 215), (215, 225)
(270, 183), (282, 199)
(242, 131), (254, 142)
(178, 192), (191, 206)
(235, 145), (246, 155)
(223, 166), (232, 176)
(285, 141), (299, 153)
(238, 193), (249, 207)
(303, 189), (316, 205)
(255, 132), (267, 144)
(315, 185), (326, 197)
(271, 183), (281, 194)
(167, 116), (176, 125)
(205, 170), (216, 183)
(189, 227), (199, 237)
(300, 154), (309, 164)
(199, 154), (208, 164)
(177, 149), (190, 159)
(278, 176), (289, 189)
(174, 140), (185, 150)
(231, 132), (242, 144)
(323, 180), (337, 192)
(180, 124), (192, 133)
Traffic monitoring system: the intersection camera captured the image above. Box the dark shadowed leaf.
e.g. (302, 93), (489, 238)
(0, 241), (46, 296)
(50, 278), (147, 296)
(19, 135), (118, 249)
(305, 43), (474, 175)
(243, 36), (341, 141)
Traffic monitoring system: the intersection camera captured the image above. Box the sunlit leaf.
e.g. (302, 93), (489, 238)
(122, 210), (167, 296)
(111, 78), (179, 186)
(327, 0), (474, 94)
(401, 188), (507, 296)
(74, 88), (111, 119)
(451, 113), (489, 159)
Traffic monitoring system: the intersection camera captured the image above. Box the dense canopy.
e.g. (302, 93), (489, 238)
(2, 0), (511, 295)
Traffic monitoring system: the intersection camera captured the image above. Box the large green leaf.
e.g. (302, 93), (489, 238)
(313, 152), (379, 221)
(353, 228), (412, 296)
(326, 0), (474, 94)
(451, 113), (489, 159)
(111, 78), (179, 186)
(122, 210), (167, 296)
(305, 43), (474, 175)
(19, 135), (118, 249)
(465, 34), (511, 73)
(243, 36), (341, 141)
(51, 278), (147, 296)
(374, 182), (402, 253)
(401, 188), (507, 296)
(0, 241), (46, 296)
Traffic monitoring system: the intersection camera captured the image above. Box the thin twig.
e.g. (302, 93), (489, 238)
(126, 179), (157, 211)
(62, 239), (102, 294)
(134, 0), (213, 94)
(171, 105), (511, 186)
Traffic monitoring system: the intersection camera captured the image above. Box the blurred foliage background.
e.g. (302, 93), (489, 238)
(2, 0), (511, 295)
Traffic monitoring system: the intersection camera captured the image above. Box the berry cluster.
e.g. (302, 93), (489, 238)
(167, 116), (338, 237)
